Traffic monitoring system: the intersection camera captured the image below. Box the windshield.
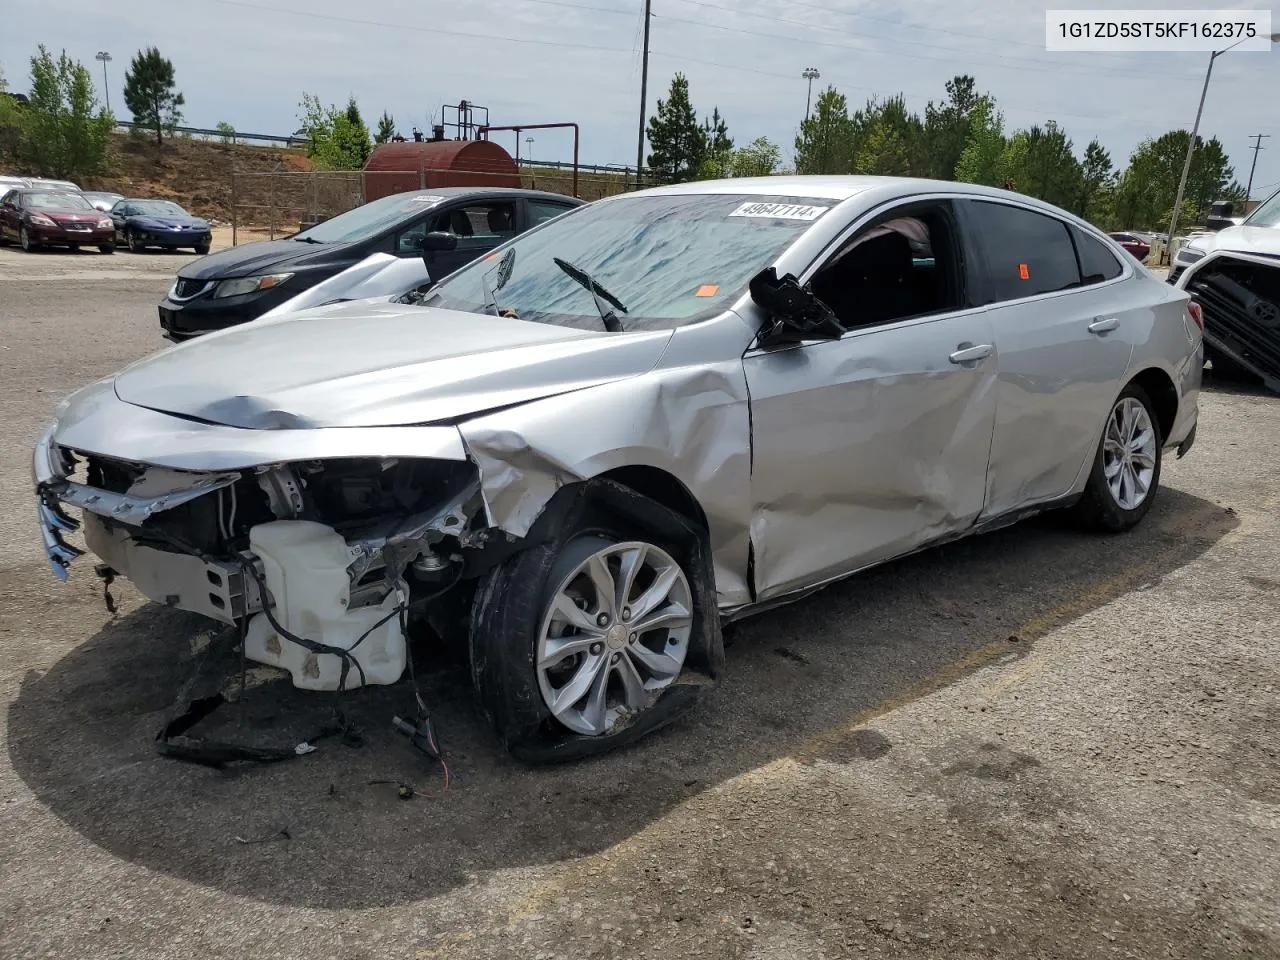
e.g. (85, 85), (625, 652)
(423, 193), (832, 331)
(1245, 187), (1280, 229)
(294, 191), (445, 244)
(26, 192), (92, 210)
(131, 200), (189, 216)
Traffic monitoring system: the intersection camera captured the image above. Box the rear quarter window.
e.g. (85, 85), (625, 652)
(1073, 228), (1124, 284)
(967, 200), (1081, 303)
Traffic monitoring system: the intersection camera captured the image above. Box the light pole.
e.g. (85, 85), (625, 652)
(95, 51), (112, 114)
(802, 66), (820, 121)
(1167, 33), (1279, 252)
(526, 137), (535, 162)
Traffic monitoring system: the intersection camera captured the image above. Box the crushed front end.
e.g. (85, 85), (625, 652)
(1181, 251), (1280, 394)
(34, 423), (486, 692)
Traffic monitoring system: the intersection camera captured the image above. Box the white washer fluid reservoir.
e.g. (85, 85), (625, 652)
(244, 520), (407, 691)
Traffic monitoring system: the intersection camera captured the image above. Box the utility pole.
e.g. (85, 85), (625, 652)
(635, 0), (652, 191)
(1246, 133), (1270, 199)
(802, 67), (820, 121)
(95, 51), (112, 114)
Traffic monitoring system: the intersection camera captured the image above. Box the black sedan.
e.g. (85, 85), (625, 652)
(111, 198), (212, 254)
(157, 186), (583, 341)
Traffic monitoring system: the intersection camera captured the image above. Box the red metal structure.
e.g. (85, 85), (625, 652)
(361, 139), (521, 202)
(479, 123), (580, 199)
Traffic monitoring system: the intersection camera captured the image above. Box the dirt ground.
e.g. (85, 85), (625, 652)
(0, 247), (1277, 960)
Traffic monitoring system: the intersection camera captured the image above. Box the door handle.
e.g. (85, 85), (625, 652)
(948, 343), (993, 364)
(1088, 317), (1120, 334)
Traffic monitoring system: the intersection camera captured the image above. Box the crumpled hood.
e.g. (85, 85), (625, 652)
(112, 302), (674, 428)
(1188, 224), (1280, 258)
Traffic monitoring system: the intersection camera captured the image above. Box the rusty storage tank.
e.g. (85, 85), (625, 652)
(362, 140), (521, 201)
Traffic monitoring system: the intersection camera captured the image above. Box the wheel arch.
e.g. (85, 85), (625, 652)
(1125, 366), (1178, 443)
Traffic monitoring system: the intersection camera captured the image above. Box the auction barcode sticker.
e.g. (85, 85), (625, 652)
(728, 201), (829, 221)
(1046, 10), (1272, 51)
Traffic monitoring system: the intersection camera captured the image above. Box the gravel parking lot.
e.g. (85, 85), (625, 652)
(1, 245), (1277, 960)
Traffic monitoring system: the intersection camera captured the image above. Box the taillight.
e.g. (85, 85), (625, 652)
(1187, 300), (1204, 331)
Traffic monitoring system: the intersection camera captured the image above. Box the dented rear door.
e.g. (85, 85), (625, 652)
(743, 310), (998, 601)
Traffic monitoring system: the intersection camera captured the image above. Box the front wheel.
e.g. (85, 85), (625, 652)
(126, 229), (143, 252)
(194, 243), (210, 255)
(98, 244), (114, 254)
(19, 227), (37, 252)
(1072, 384), (1163, 532)
(471, 520), (703, 762)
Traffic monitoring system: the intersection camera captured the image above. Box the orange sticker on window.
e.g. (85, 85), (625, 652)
(1018, 263), (1030, 280)
(695, 284), (720, 297)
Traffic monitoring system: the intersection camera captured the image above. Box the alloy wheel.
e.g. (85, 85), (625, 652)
(20, 227), (32, 251)
(1102, 396), (1157, 511)
(536, 539), (693, 737)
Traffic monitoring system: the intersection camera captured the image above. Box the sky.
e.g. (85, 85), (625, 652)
(3, 0), (1279, 198)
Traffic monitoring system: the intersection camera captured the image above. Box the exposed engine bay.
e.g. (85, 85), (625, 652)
(40, 448), (485, 692)
(1187, 254), (1280, 394)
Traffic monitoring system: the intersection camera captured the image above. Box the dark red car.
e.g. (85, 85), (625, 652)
(0, 189), (115, 253)
(1108, 232), (1151, 263)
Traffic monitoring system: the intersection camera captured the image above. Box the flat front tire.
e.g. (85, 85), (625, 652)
(470, 507), (707, 762)
(1072, 384), (1163, 532)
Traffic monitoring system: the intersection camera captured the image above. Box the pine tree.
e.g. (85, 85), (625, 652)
(794, 87), (855, 174)
(698, 107), (733, 178)
(646, 73), (706, 182)
(375, 110), (396, 145)
(123, 47), (184, 146)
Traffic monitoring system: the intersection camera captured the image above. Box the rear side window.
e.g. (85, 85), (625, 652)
(1073, 228), (1124, 285)
(967, 200), (1081, 303)
(528, 199), (576, 226)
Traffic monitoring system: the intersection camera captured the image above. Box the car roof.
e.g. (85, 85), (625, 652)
(380, 185), (583, 204)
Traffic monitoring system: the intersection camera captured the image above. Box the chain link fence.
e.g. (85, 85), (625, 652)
(228, 163), (657, 245)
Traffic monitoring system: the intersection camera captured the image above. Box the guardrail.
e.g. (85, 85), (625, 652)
(113, 119), (311, 148)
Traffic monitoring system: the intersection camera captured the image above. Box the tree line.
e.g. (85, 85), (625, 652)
(645, 72), (1245, 231)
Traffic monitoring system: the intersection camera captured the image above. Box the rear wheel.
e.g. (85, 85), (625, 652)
(471, 513), (702, 762)
(1072, 384), (1162, 532)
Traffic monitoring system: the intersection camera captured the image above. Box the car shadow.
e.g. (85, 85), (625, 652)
(7, 487), (1236, 909)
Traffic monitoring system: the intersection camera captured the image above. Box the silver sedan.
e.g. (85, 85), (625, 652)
(33, 176), (1203, 761)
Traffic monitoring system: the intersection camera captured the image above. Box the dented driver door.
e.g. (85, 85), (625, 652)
(743, 310), (999, 602)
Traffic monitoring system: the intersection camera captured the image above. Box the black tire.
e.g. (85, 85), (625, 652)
(1071, 383), (1163, 533)
(469, 491), (715, 763)
(194, 243), (210, 255)
(126, 229), (142, 252)
(98, 244), (114, 254)
(19, 227), (37, 252)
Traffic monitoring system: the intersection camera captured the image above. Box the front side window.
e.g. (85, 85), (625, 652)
(528, 199), (575, 226)
(967, 200), (1081, 303)
(430, 202), (517, 247)
(423, 193), (831, 332)
(809, 201), (965, 329)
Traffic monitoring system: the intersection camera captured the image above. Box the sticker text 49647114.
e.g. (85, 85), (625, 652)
(727, 201), (829, 221)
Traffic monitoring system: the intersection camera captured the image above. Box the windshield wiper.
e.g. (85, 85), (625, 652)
(552, 256), (626, 332)
(293, 235), (323, 244)
(481, 248), (517, 317)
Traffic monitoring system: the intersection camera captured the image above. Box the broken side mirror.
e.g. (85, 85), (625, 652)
(749, 266), (844, 348)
